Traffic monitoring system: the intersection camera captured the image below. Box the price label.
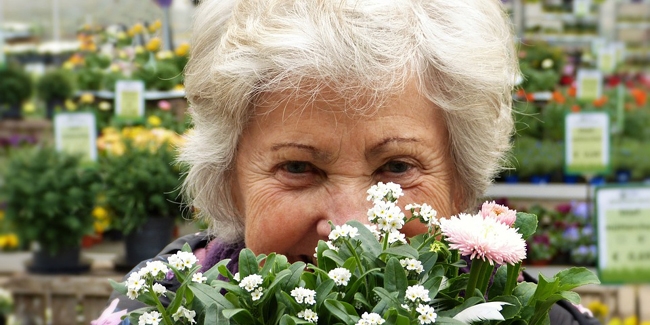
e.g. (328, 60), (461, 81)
(596, 186), (650, 283)
(576, 69), (602, 101)
(598, 45), (616, 74)
(565, 112), (610, 174)
(54, 112), (98, 162)
(115, 80), (145, 120)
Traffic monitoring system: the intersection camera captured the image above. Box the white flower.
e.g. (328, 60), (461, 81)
(167, 251), (198, 271)
(356, 312), (386, 325)
(366, 182), (403, 203)
(143, 261), (169, 279)
(172, 306), (197, 324)
(138, 311), (162, 325)
(239, 274), (264, 292)
(368, 200), (405, 231)
(405, 285), (431, 303)
(251, 288), (264, 301)
(416, 304), (437, 324)
(325, 240), (339, 252)
(365, 224), (382, 241)
(126, 273), (147, 300)
(233, 272), (241, 281)
(400, 258), (424, 274)
(387, 230), (407, 244)
(328, 267), (352, 286)
(439, 212), (526, 265)
(192, 272), (207, 283)
(419, 203), (438, 226)
(291, 287), (317, 305)
(152, 283), (166, 296)
(297, 309), (319, 323)
(329, 224), (360, 241)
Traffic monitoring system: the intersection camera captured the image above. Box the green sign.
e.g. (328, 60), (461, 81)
(565, 112), (610, 174)
(54, 112), (98, 162)
(596, 186), (650, 284)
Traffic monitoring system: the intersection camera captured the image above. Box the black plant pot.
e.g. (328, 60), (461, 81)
(121, 217), (175, 270)
(46, 99), (65, 120)
(28, 245), (90, 274)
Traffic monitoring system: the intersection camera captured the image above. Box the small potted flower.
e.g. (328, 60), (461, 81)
(98, 126), (186, 268)
(1, 146), (101, 273)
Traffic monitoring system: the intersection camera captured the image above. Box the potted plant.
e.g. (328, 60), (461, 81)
(1, 146), (101, 273)
(0, 66), (33, 119)
(36, 68), (76, 119)
(98, 126), (186, 268)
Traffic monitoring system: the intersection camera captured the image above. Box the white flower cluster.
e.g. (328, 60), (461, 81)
(355, 312), (386, 325)
(366, 182), (404, 203)
(329, 224), (359, 241)
(328, 267), (352, 286)
(167, 251), (198, 271)
(126, 260), (170, 300)
(172, 306), (197, 324)
(405, 285), (431, 304)
(297, 309), (319, 323)
(367, 200), (405, 232)
(290, 287), (316, 305)
(405, 203), (438, 227)
(138, 311), (162, 325)
(415, 304), (437, 325)
(239, 274), (264, 301)
(400, 258), (424, 274)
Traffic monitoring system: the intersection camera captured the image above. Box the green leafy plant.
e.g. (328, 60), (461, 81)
(36, 68), (76, 102)
(111, 183), (600, 325)
(0, 66), (33, 106)
(99, 127), (185, 234)
(1, 146), (101, 254)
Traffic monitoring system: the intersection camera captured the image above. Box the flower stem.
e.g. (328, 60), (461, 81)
(503, 262), (521, 295)
(477, 261), (494, 294)
(150, 285), (174, 325)
(344, 239), (370, 301)
(465, 258), (484, 298)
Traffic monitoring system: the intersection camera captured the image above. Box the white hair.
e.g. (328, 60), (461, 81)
(180, 0), (519, 243)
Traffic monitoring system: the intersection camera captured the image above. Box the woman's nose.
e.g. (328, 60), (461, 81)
(326, 187), (370, 226)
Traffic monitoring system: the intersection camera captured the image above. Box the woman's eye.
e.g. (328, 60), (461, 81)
(381, 161), (411, 174)
(282, 161), (313, 174)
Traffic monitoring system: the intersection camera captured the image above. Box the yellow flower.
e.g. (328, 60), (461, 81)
(131, 23), (145, 35)
(146, 37), (162, 52)
(0, 210), (4, 221)
(609, 318), (622, 325)
(62, 61), (75, 70)
(22, 102), (36, 113)
(5, 234), (18, 249)
(0, 236), (7, 249)
(624, 316), (638, 325)
(65, 99), (77, 111)
(109, 142), (126, 156)
(79, 92), (95, 104)
(587, 301), (608, 318)
(117, 31), (128, 40)
(641, 322), (650, 325)
(99, 101), (112, 111)
(147, 115), (162, 127)
(148, 20), (162, 33)
(94, 219), (110, 234)
(175, 43), (190, 57)
(174, 84), (185, 91)
(135, 46), (146, 54)
(92, 206), (109, 220)
(156, 50), (174, 60)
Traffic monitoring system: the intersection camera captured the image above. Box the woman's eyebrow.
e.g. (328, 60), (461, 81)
(367, 137), (419, 158)
(270, 142), (332, 162)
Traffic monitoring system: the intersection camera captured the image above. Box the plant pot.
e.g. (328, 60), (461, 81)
(122, 217), (175, 269)
(530, 174), (551, 184)
(27, 245), (90, 274)
(615, 169), (631, 183)
(0, 104), (22, 120)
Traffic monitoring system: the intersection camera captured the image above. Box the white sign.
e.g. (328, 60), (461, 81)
(576, 69), (603, 101)
(596, 186), (650, 284)
(565, 112), (610, 175)
(573, 0), (591, 16)
(115, 80), (145, 119)
(598, 44), (617, 74)
(54, 112), (98, 162)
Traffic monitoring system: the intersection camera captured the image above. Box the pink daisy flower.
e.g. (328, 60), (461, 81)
(480, 201), (517, 227)
(439, 213), (526, 265)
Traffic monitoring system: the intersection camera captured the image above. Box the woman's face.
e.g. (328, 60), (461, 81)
(233, 81), (460, 263)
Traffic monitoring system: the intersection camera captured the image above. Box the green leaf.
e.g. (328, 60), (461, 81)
(384, 257), (408, 300)
(204, 259), (232, 283)
(372, 287), (400, 305)
(181, 242), (192, 253)
(281, 262), (306, 291)
(222, 308), (256, 325)
(488, 265), (508, 300)
(259, 253), (276, 277)
(238, 249), (259, 278)
(279, 315), (314, 325)
(316, 279), (335, 309)
(489, 295), (522, 319)
(418, 252), (438, 276)
(514, 212), (538, 240)
(203, 304), (225, 325)
(188, 282), (235, 310)
(422, 276), (443, 300)
(316, 241), (337, 271)
(109, 279), (127, 295)
(531, 273), (559, 304)
(323, 249), (346, 266)
(433, 316), (469, 325)
(381, 245), (419, 260)
(324, 299), (360, 324)
(513, 281), (537, 307)
(347, 220), (382, 257)
(555, 267), (601, 291)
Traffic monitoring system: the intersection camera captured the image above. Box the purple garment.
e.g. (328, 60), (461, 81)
(154, 0), (173, 7)
(200, 240), (246, 275)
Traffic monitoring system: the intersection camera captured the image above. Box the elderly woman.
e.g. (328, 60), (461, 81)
(94, 0), (599, 324)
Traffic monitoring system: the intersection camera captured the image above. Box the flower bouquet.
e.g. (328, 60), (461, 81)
(110, 183), (599, 325)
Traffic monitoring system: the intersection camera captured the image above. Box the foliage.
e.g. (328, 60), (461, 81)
(0, 66), (33, 106)
(133, 60), (183, 91)
(111, 184), (600, 325)
(36, 68), (76, 102)
(0, 288), (12, 316)
(1, 146), (101, 254)
(518, 41), (565, 93)
(98, 126), (186, 234)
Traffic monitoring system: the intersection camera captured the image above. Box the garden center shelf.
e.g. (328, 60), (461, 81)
(76, 89), (186, 100)
(485, 183), (592, 201)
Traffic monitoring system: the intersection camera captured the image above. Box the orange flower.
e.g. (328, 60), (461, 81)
(568, 86), (577, 97)
(630, 88), (647, 107)
(593, 95), (608, 108)
(571, 105), (581, 112)
(552, 91), (565, 104)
